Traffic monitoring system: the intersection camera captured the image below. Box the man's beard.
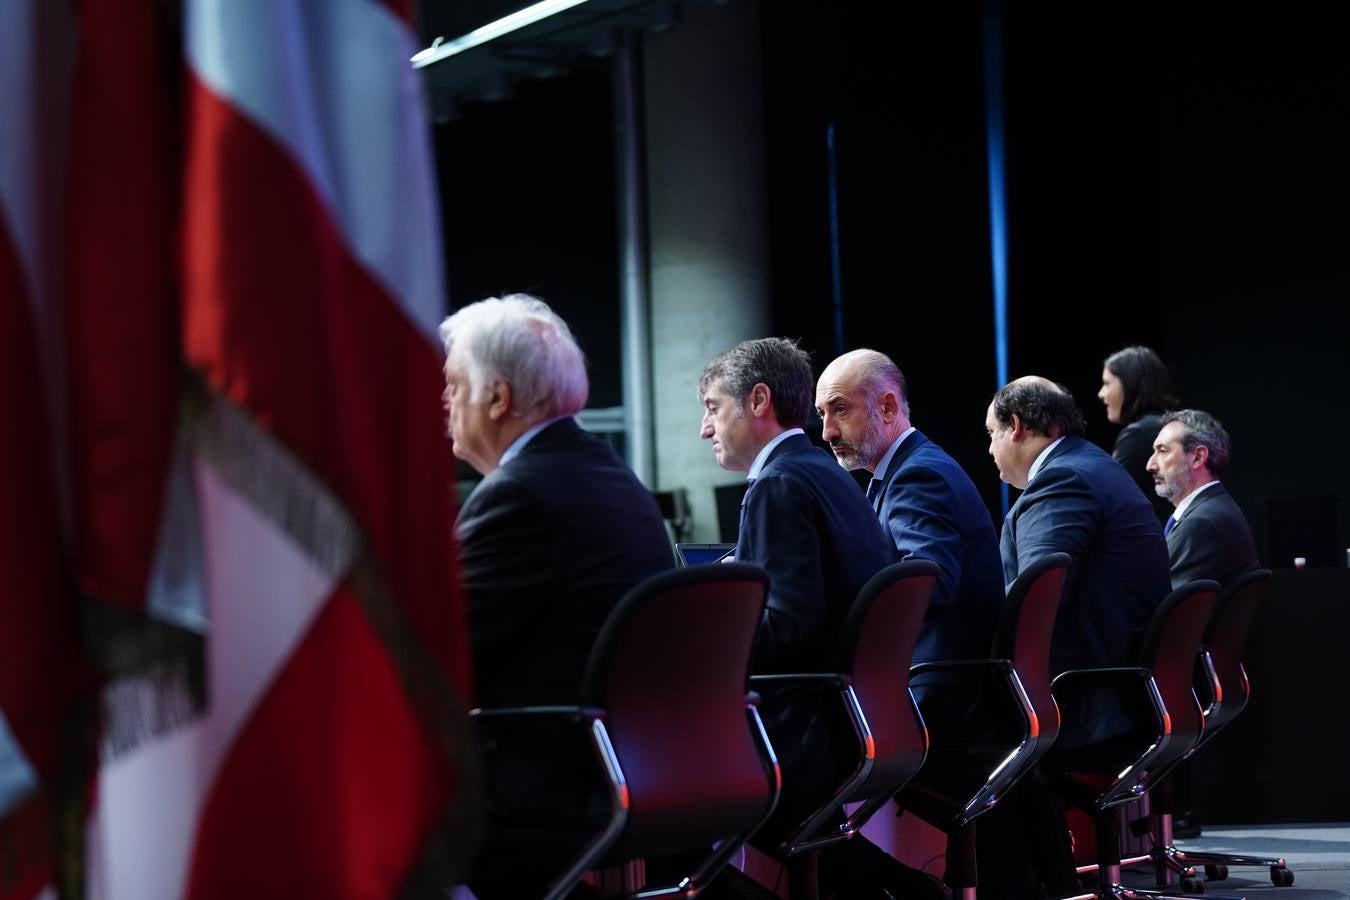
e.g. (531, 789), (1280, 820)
(831, 414), (887, 472)
(1155, 475), (1183, 504)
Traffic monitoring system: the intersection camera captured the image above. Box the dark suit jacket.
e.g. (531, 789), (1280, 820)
(737, 433), (896, 674)
(871, 430), (1004, 671)
(1112, 411), (1171, 525)
(1167, 483), (1259, 589)
(735, 433), (894, 831)
(1001, 437), (1171, 746)
(456, 418), (674, 709)
(1001, 437), (1171, 674)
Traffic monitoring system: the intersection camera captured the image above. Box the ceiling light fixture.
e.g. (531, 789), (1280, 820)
(411, 0), (594, 68)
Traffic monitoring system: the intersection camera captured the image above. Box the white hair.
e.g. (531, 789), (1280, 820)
(438, 293), (588, 419)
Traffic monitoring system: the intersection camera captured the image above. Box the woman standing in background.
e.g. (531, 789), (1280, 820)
(1098, 345), (1178, 525)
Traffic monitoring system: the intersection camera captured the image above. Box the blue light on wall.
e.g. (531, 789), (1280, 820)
(827, 120), (845, 356)
(983, 1), (1010, 516)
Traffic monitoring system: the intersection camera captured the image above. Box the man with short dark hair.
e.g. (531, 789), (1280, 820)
(983, 376), (1172, 899)
(1147, 409), (1258, 588)
(699, 337), (892, 674)
(986, 376), (1170, 675)
(698, 338), (946, 900)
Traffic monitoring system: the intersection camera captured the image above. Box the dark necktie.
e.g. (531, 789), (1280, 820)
(1164, 515), (1177, 537)
(866, 477), (882, 507)
(738, 478), (754, 540)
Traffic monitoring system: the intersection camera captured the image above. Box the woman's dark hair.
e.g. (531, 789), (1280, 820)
(1104, 345), (1178, 423)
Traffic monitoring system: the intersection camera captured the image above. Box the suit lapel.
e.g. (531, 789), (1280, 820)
(1175, 482), (1226, 528)
(764, 432), (810, 469)
(873, 430), (928, 514)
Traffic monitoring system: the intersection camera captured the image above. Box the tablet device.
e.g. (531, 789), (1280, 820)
(674, 543), (736, 566)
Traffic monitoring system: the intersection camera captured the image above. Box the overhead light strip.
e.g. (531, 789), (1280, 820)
(411, 0), (594, 68)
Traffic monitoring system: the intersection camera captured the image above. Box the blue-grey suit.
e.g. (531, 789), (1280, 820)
(871, 430), (1004, 673)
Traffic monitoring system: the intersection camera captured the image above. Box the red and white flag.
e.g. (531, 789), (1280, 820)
(53, 0), (479, 896)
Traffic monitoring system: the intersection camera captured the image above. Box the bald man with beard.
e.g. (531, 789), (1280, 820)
(816, 350), (1003, 708)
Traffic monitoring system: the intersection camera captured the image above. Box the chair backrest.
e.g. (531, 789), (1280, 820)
(832, 558), (937, 796)
(991, 552), (1073, 751)
(1199, 568), (1272, 737)
(580, 562), (775, 860)
(1134, 579), (1220, 767)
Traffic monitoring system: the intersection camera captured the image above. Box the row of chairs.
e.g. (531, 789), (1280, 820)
(468, 556), (1280, 900)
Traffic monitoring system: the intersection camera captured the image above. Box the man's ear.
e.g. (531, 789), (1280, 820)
(748, 383), (773, 419)
(878, 390), (899, 423)
(1192, 443), (1210, 471)
(487, 380), (512, 421)
(1009, 413), (1027, 442)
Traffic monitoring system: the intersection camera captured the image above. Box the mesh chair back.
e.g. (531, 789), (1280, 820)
(833, 559), (937, 794)
(1135, 579), (1219, 762)
(1201, 568), (1272, 735)
(580, 562), (775, 860)
(991, 552), (1072, 749)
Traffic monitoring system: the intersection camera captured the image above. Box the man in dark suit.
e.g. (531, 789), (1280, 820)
(1145, 411), (1258, 838)
(987, 377), (1171, 675)
(816, 349), (1004, 685)
(699, 338), (944, 899)
(816, 349), (1010, 897)
(984, 376), (1172, 898)
(442, 294), (673, 897)
(1146, 409), (1259, 589)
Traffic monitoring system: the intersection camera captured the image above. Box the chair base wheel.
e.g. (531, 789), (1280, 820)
(1180, 876), (1204, 893)
(1271, 866), (1294, 887)
(1202, 864), (1228, 881)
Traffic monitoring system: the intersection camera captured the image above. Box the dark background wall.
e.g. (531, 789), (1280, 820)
(429, 0), (1350, 564)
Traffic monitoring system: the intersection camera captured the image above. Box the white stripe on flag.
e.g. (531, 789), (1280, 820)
(0, 0), (41, 306)
(0, 0), (44, 824)
(0, 710), (38, 817)
(184, 0), (446, 343)
(87, 461), (335, 900)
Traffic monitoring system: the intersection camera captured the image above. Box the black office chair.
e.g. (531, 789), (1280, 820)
(896, 551), (1073, 900)
(470, 563), (781, 900)
(750, 558), (937, 897)
(1041, 579), (1219, 900)
(1136, 569), (1292, 889)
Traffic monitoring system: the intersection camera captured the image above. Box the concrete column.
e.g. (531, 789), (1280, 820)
(644, 0), (770, 542)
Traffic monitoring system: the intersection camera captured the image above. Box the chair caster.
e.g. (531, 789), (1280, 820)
(1203, 864), (1228, 881)
(1180, 875), (1205, 893)
(1270, 866), (1294, 887)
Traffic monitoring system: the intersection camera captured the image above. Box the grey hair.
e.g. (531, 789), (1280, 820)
(438, 293), (588, 419)
(1160, 408), (1232, 476)
(846, 348), (911, 419)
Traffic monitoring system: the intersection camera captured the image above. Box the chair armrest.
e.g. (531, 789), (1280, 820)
(749, 672), (851, 689)
(469, 704), (606, 721)
(1050, 667), (1149, 692)
(910, 658), (1012, 677)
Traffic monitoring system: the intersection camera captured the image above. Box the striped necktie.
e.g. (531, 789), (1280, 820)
(866, 477), (882, 506)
